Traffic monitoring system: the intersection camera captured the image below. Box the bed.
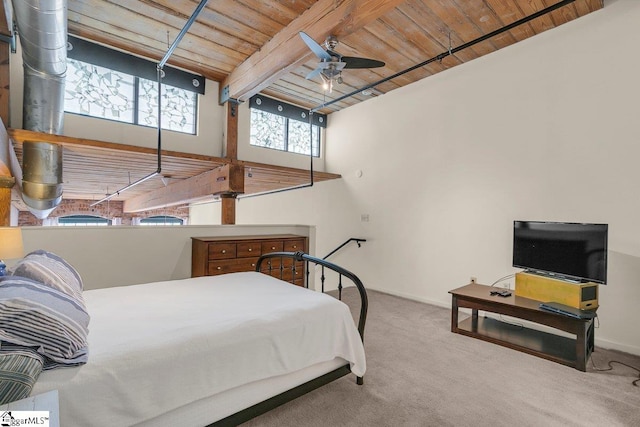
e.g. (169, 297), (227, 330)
(2, 251), (368, 426)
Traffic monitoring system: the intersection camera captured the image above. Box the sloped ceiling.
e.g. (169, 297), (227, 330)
(60, 0), (602, 113)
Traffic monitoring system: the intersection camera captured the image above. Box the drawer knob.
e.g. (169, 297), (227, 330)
(221, 249), (226, 254)
(271, 246), (276, 250)
(217, 266), (222, 270)
(292, 245), (297, 249)
(251, 263), (255, 267)
(248, 248), (252, 252)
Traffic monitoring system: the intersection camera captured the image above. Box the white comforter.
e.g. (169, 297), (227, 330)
(32, 272), (366, 426)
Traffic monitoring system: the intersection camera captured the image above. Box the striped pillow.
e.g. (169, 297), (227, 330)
(0, 276), (89, 369)
(0, 347), (44, 405)
(10, 250), (84, 303)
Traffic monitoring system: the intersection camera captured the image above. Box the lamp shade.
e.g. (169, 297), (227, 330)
(0, 227), (24, 260)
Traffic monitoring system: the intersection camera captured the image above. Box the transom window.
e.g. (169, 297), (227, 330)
(58, 215), (110, 226)
(139, 215), (184, 226)
(64, 58), (198, 134)
(249, 95), (325, 157)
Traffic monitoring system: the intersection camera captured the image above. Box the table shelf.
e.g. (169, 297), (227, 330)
(450, 284), (594, 371)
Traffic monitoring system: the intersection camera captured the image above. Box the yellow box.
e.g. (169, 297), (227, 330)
(515, 272), (598, 310)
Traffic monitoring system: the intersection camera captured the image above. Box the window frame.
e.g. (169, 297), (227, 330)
(57, 215), (110, 226)
(64, 58), (199, 135)
(249, 95), (326, 158)
(139, 215), (184, 226)
(64, 36), (204, 135)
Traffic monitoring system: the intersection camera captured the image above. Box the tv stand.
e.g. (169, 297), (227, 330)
(449, 283), (595, 371)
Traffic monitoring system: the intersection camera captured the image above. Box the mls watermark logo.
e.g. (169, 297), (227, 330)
(1, 411), (50, 427)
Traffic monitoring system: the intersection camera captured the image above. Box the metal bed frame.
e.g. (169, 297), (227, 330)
(210, 251), (368, 427)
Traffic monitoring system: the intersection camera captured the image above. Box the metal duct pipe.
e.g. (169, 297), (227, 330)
(12, 0), (67, 218)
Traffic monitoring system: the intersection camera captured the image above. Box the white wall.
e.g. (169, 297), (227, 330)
(197, 0), (640, 355)
(18, 225), (313, 290)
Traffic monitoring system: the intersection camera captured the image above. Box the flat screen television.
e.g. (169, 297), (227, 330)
(513, 221), (608, 284)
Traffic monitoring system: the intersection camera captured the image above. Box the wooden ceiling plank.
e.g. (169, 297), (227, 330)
(67, 10), (243, 71)
(450, 0), (518, 49)
(376, 10), (452, 73)
(491, 0), (553, 36)
(343, 28), (433, 86)
(146, 0), (273, 46)
(396, 1), (477, 65)
(236, 0), (309, 26)
(420, 0), (498, 58)
(100, 0), (260, 57)
(210, 0), (287, 36)
(222, 0), (408, 103)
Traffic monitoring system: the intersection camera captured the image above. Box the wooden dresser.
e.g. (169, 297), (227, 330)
(191, 234), (308, 286)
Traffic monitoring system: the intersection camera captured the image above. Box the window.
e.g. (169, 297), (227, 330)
(65, 58), (198, 134)
(58, 215), (110, 226)
(139, 216), (184, 226)
(249, 95), (325, 157)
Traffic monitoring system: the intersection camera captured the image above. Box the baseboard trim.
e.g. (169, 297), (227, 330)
(365, 286), (449, 309)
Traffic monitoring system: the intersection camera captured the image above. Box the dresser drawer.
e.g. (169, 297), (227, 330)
(208, 257), (260, 275)
(284, 239), (305, 252)
(261, 240), (284, 254)
(208, 242), (236, 260)
(237, 241), (262, 258)
(192, 235), (307, 280)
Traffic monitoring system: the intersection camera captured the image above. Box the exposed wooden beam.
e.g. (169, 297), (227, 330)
(8, 128), (222, 162)
(225, 102), (238, 160)
(221, 101), (240, 224)
(220, 193), (236, 225)
(123, 163), (244, 213)
(220, 0), (406, 103)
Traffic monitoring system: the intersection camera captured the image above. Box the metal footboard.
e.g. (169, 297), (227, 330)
(209, 252), (368, 426)
(256, 251), (368, 344)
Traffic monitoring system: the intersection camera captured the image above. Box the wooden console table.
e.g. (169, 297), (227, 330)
(449, 283), (595, 371)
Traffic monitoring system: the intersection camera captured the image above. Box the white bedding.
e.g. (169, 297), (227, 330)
(31, 272), (366, 426)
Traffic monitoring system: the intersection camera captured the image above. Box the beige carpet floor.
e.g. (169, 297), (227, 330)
(244, 288), (640, 426)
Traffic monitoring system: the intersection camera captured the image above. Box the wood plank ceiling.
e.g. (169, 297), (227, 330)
(1, 0), (603, 213)
(64, 0), (602, 113)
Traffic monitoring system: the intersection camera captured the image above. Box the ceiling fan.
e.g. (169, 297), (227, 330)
(299, 31), (385, 93)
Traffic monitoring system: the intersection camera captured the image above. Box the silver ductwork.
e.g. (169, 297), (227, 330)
(12, 0), (67, 219)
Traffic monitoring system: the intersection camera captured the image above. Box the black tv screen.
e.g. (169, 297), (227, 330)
(513, 221), (608, 284)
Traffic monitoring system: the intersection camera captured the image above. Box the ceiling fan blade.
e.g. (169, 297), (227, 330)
(342, 56), (386, 69)
(305, 67), (324, 80)
(299, 31), (331, 61)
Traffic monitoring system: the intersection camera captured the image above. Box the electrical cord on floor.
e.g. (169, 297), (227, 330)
(590, 353), (640, 387)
